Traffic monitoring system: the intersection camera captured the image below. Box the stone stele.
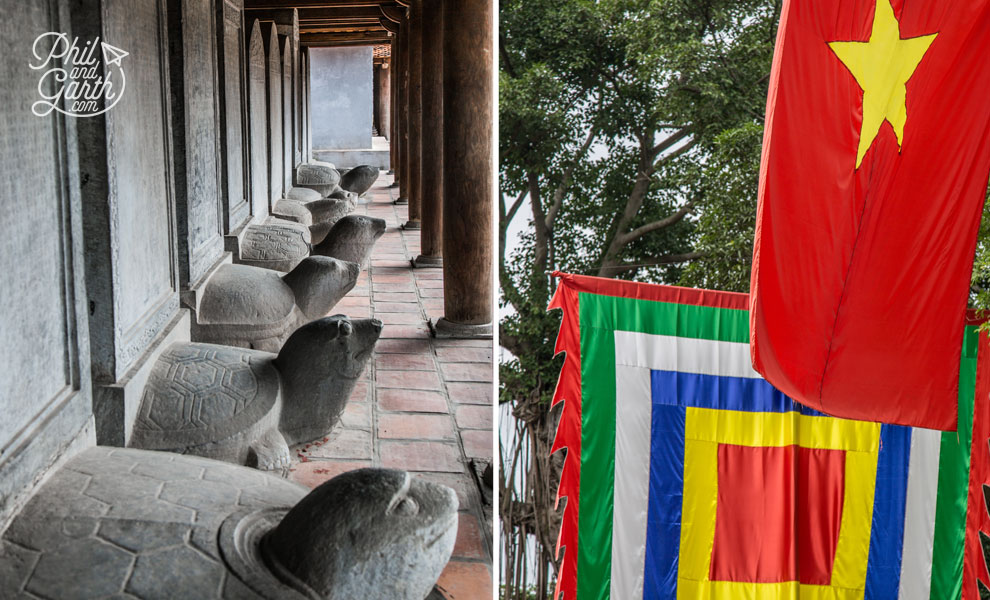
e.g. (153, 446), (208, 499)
(339, 165), (380, 197)
(0, 448), (457, 599)
(313, 215), (387, 268)
(295, 163), (340, 197)
(238, 220), (313, 273)
(192, 257), (360, 352)
(131, 315), (383, 469)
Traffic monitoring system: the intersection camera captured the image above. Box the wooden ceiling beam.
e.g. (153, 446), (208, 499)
(379, 16), (399, 33)
(379, 5), (404, 22)
(300, 31), (391, 44)
(246, 0), (392, 9)
(294, 6), (391, 20)
(299, 24), (387, 34)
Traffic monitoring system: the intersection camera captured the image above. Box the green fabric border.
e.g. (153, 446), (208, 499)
(929, 324), (979, 599)
(575, 293), (748, 599)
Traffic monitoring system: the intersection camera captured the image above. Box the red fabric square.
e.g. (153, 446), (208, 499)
(709, 444), (845, 585)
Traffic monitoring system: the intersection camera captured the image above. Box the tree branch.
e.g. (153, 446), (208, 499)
(547, 123), (599, 228)
(615, 202), (695, 247)
(598, 251), (706, 277)
(506, 189), (528, 226)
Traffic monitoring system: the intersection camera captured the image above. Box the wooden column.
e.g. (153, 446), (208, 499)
(414, 0), (443, 266)
(389, 40), (398, 177)
(403, 0), (423, 228)
(396, 16), (409, 203)
(435, 0), (493, 336)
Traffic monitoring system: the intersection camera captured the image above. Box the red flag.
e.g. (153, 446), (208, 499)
(750, 0), (990, 430)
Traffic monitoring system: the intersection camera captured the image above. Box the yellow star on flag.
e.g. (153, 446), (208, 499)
(828, 0), (937, 168)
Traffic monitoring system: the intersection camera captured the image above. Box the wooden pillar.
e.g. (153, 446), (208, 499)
(414, 0), (443, 266)
(396, 16), (409, 202)
(404, 0), (423, 228)
(435, 0), (493, 336)
(389, 42), (397, 176)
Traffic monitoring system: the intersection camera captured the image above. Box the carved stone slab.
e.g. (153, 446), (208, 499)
(218, 0), (251, 233)
(262, 22), (283, 206)
(294, 163), (340, 197)
(238, 222), (311, 272)
(247, 19), (269, 217)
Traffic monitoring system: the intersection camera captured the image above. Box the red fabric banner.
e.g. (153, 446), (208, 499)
(750, 0), (990, 430)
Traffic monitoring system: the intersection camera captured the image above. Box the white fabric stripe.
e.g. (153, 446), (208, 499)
(611, 363), (653, 600)
(897, 427), (942, 600)
(613, 330), (761, 379)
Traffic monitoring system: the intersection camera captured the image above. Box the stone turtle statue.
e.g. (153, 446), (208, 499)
(238, 220), (312, 273)
(313, 215), (387, 268)
(0, 448), (457, 599)
(192, 256), (360, 351)
(339, 165), (380, 197)
(295, 163), (340, 197)
(273, 198), (354, 245)
(131, 315), (383, 470)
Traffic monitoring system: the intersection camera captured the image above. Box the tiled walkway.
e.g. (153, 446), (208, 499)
(287, 173), (494, 598)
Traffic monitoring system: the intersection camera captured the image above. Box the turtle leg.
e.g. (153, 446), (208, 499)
(249, 429), (291, 473)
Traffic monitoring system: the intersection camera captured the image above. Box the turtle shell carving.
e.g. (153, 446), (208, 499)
(131, 343), (280, 450)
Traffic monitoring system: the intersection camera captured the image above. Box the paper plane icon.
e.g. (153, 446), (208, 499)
(101, 42), (128, 66)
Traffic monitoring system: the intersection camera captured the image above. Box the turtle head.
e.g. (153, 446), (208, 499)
(281, 256), (360, 321)
(275, 315), (383, 445)
(264, 469), (458, 600)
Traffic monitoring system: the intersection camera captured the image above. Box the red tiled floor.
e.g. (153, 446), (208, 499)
(380, 441), (463, 472)
(341, 401), (371, 429)
(436, 346), (493, 363)
(460, 430), (493, 461)
(413, 472), (476, 507)
(375, 311), (426, 325)
(290, 460), (371, 488)
(375, 353), (436, 371)
(379, 389), (449, 413)
(446, 383), (493, 405)
(440, 363), (493, 383)
(374, 301), (421, 313)
(419, 287), (444, 298)
(304, 429), (373, 460)
(436, 561), (493, 599)
(376, 338), (434, 354)
(378, 325), (432, 339)
(377, 369), (443, 390)
(452, 513), (487, 559)
(378, 414), (455, 440)
(374, 291), (419, 303)
(455, 405), (493, 430)
(348, 381), (370, 403)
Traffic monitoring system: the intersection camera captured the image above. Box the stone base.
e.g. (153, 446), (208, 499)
(94, 310), (192, 446)
(402, 220), (421, 230)
(412, 255), (442, 268)
(429, 318), (493, 339)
